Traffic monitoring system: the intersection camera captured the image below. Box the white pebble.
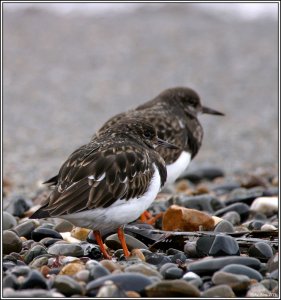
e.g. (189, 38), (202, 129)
(250, 197), (278, 216)
(261, 224), (277, 231)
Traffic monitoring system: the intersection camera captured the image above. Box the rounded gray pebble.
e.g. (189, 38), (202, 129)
(3, 212), (17, 230)
(248, 242), (273, 261)
(220, 264), (263, 281)
(201, 284), (235, 297)
(3, 230), (22, 255)
(104, 233), (148, 250)
(24, 244), (48, 264)
(214, 219), (235, 233)
(48, 243), (84, 257)
(53, 275), (84, 296)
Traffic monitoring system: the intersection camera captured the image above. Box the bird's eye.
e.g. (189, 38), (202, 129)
(143, 131), (152, 139)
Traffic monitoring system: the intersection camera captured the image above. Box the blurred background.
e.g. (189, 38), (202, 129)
(3, 2), (278, 193)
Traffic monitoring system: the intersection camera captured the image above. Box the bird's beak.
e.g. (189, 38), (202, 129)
(202, 106), (225, 116)
(156, 138), (179, 149)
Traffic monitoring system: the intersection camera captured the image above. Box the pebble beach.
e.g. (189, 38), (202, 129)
(2, 3), (279, 298)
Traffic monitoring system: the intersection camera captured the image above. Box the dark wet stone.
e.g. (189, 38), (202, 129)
(3, 288), (64, 298)
(29, 256), (49, 268)
(248, 242), (273, 262)
(24, 244), (48, 264)
(214, 220), (235, 233)
(13, 220), (37, 239)
(48, 243), (84, 257)
(214, 203), (250, 222)
(53, 275), (83, 296)
(3, 254), (17, 264)
(261, 279), (278, 291)
(201, 284), (235, 297)
(40, 237), (62, 247)
(170, 194), (224, 213)
(248, 220), (266, 230)
(180, 167), (225, 183)
(145, 279), (201, 297)
(31, 227), (63, 242)
(164, 267), (184, 279)
(196, 236), (215, 257)
(10, 265), (31, 276)
(3, 195), (32, 217)
(263, 187), (278, 197)
(267, 252), (278, 272)
(86, 273), (153, 296)
(209, 235), (240, 256)
(221, 211), (241, 225)
(225, 187), (264, 206)
(212, 182), (241, 194)
(159, 263), (177, 275)
(221, 264), (263, 281)
(3, 212), (17, 230)
(125, 263), (162, 278)
(21, 270), (48, 289)
(88, 264), (111, 281)
(54, 220), (74, 232)
(212, 271), (251, 292)
(104, 233), (148, 251)
(170, 252), (188, 264)
(269, 269), (279, 280)
(3, 261), (16, 271)
(3, 274), (19, 289)
(3, 230), (22, 255)
(145, 253), (172, 267)
(184, 241), (201, 258)
(188, 256), (261, 275)
(80, 243), (103, 260)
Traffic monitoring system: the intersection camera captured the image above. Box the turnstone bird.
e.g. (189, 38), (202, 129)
(96, 87), (224, 185)
(30, 118), (177, 259)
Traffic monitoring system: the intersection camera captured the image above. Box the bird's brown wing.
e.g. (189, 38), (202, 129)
(34, 143), (157, 217)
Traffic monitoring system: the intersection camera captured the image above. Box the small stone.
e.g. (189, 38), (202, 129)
(220, 264), (263, 281)
(187, 256), (261, 276)
(59, 262), (85, 276)
(3, 274), (19, 289)
(248, 242), (273, 261)
(129, 249), (146, 261)
(125, 263), (162, 278)
(104, 233), (148, 250)
(3, 288), (64, 298)
(88, 263), (111, 281)
(40, 237), (62, 247)
(54, 275), (84, 296)
(145, 253), (172, 267)
(13, 220), (38, 238)
(74, 270), (90, 282)
(99, 260), (123, 273)
(31, 227), (63, 241)
(201, 284), (235, 297)
(60, 232), (82, 243)
(182, 272), (203, 288)
(269, 269), (279, 280)
(10, 265), (31, 276)
(71, 227), (91, 240)
(162, 205), (215, 231)
(126, 290), (141, 297)
(221, 211), (241, 225)
(3, 212), (17, 230)
(261, 224), (277, 231)
(54, 220), (74, 232)
(29, 256), (49, 268)
(80, 242), (103, 260)
(96, 280), (127, 297)
(261, 279), (278, 291)
(226, 187), (264, 206)
(248, 220), (266, 230)
(214, 219), (235, 233)
(3, 195), (32, 217)
(86, 273), (153, 296)
(212, 271), (251, 292)
(267, 252), (278, 272)
(145, 279), (200, 297)
(246, 283), (272, 297)
(181, 167), (224, 182)
(21, 270), (48, 290)
(24, 244), (48, 264)
(48, 243), (84, 257)
(3, 230), (22, 254)
(250, 197), (278, 216)
(164, 267), (184, 279)
(214, 203), (250, 222)
(184, 241), (200, 258)
(208, 235), (240, 256)
(170, 252), (188, 264)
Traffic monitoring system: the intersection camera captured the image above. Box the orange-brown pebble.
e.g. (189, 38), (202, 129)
(129, 249), (145, 261)
(126, 291), (141, 297)
(175, 179), (190, 193)
(59, 262), (85, 276)
(100, 259), (124, 272)
(162, 205), (215, 231)
(194, 184), (209, 195)
(40, 265), (50, 278)
(71, 227), (91, 241)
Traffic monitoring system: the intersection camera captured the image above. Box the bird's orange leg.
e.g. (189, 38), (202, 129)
(117, 227), (130, 257)
(93, 230), (111, 260)
(140, 210), (152, 222)
(145, 212), (163, 225)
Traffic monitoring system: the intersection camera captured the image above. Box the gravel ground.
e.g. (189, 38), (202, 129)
(3, 4), (278, 193)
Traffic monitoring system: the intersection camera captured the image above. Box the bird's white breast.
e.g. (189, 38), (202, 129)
(165, 151), (191, 185)
(61, 164), (161, 231)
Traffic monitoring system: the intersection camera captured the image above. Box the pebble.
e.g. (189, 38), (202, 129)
(187, 256), (261, 275)
(246, 283), (273, 297)
(221, 211), (241, 225)
(3, 288), (64, 298)
(181, 166), (224, 182)
(80, 242), (103, 260)
(31, 227), (63, 241)
(96, 280), (128, 297)
(182, 271), (203, 288)
(53, 275), (84, 296)
(170, 252), (188, 264)
(184, 241), (201, 258)
(260, 279), (278, 291)
(21, 270), (48, 290)
(3, 274), (20, 289)
(10, 265), (31, 277)
(162, 205), (215, 231)
(208, 235), (240, 256)
(145, 279), (200, 297)
(59, 262), (85, 276)
(24, 244), (47, 262)
(3, 211), (17, 230)
(159, 262), (183, 279)
(201, 284), (236, 297)
(250, 197), (278, 216)
(248, 220), (266, 230)
(29, 256), (49, 268)
(54, 220), (74, 232)
(74, 270), (90, 282)
(3, 194), (32, 217)
(214, 219), (235, 233)
(105, 233), (148, 250)
(13, 220), (38, 238)
(261, 224), (277, 231)
(71, 227), (91, 240)
(88, 264), (111, 281)
(214, 203), (250, 222)
(125, 263), (162, 279)
(99, 260), (123, 273)
(248, 241), (273, 261)
(48, 243), (84, 257)
(3, 230), (23, 255)
(86, 273), (153, 296)
(267, 252), (278, 272)
(225, 187), (264, 206)
(145, 253), (172, 267)
(220, 264), (263, 281)
(212, 271), (251, 292)
(40, 237), (63, 248)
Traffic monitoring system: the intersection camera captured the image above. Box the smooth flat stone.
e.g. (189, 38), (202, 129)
(3, 212), (17, 230)
(24, 244), (48, 264)
(54, 275), (84, 296)
(48, 243), (84, 257)
(212, 271), (251, 292)
(3, 230), (22, 255)
(220, 264), (263, 281)
(31, 227), (63, 241)
(214, 203), (250, 222)
(125, 263), (162, 279)
(214, 220), (235, 233)
(248, 241), (273, 261)
(104, 233), (148, 250)
(201, 284), (236, 297)
(21, 270), (48, 290)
